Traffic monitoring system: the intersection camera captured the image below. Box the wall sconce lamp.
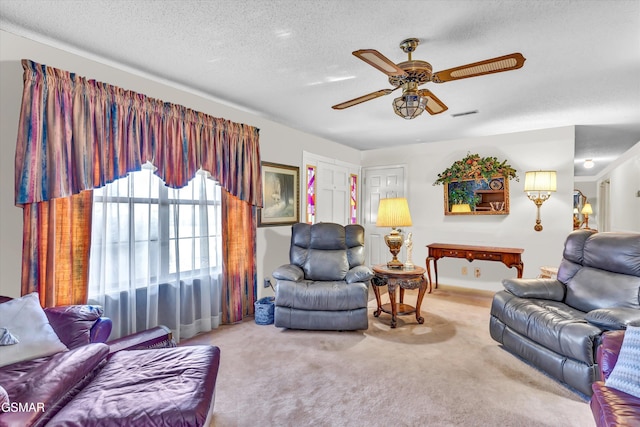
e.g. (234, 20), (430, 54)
(376, 197), (413, 269)
(524, 170), (557, 232)
(581, 203), (593, 229)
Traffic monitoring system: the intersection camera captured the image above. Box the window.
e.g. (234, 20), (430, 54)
(350, 174), (358, 224)
(88, 165), (221, 293)
(306, 164), (316, 224)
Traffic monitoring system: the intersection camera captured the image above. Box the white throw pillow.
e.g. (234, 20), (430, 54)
(0, 292), (68, 367)
(605, 325), (640, 398)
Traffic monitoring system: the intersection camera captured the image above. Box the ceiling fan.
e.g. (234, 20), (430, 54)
(332, 38), (526, 119)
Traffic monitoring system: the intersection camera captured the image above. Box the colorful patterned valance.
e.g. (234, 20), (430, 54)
(15, 59), (262, 207)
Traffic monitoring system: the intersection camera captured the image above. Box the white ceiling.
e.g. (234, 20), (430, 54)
(1, 0), (639, 177)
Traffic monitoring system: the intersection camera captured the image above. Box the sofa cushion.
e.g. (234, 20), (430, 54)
(0, 385), (8, 409)
(0, 343), (109, 427)
(47, 346), (220, 427)
(272, 264), (304, 282)
(304, 249), (349, 281)
(345, 265), (373, 284)
(309, 223), (346, 250)
(345, 224), (366, 267)
(605, 325), (640, 398)
(565, 267), (640, 313)
(562, 229), (594, 265)
(0, 327), (19, 345)
(0, 293), (68, 367)
(584, 232), (640, 277)
(44, 305), (104, 349)
(586, 308), (640, 331)
(502, 277), (565, 301)
(491, 291), (602, 363)
(275, 280), (368, 311)
(591, 382), (640, 427)
(597, 330), (626, 381)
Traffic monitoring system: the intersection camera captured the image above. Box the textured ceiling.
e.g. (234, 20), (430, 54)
(1, 0), (639, 177)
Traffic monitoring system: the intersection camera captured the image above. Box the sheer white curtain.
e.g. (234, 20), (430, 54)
(88, 164), (222, 342)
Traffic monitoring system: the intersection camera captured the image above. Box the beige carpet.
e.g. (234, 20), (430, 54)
(182, 286), (595, 427)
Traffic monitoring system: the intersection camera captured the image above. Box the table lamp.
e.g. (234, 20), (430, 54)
(376, 197), (412, 269)
(581, 203), (593, 229)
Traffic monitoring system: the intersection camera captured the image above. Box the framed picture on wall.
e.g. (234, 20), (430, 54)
(258, 162), (300, 227)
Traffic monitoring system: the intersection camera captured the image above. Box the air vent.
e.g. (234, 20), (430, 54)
(451, 110), (478, 118)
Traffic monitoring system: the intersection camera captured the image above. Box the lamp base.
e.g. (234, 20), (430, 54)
(534, 220), (543, 232)
(387, 258), (404, 269)
(384, 229), (404, 269)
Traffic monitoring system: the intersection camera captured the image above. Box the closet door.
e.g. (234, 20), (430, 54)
(363, 166), (407, 266)
(316, 161), (349, 224)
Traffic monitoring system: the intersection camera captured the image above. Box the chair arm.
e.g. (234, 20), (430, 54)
(273, 264), (304, 282)
(501, 278), (565, 301)
(90, 317), (113, 343)
(345, 265), (373, 284)
(107, 325), (175, 356)
(597, 330), (626, 381)
(585, 307), (640, 330)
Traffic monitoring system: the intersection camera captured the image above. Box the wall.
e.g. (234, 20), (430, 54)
(596, 141), (640, 232)
(0, 30), (601, 298)
(361, 126), (576, 292)
(0, 30), (361, 298)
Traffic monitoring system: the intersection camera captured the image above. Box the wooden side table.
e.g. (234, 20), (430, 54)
(371, 265), (427, 328)
(425, 243), (524, 291)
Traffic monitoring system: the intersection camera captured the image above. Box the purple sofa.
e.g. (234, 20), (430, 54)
(590, 329), (640, 426)
(0, 299), (220, 427)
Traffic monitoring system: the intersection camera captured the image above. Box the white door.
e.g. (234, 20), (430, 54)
(316, 161), (350, 224)
(363, 166), (407, 266)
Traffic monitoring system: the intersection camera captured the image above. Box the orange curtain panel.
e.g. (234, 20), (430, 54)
(221, 190), (258, 323)
(21, 191), (93, 306)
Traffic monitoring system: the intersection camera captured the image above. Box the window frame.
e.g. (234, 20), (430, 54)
(91, 169), (221, 290)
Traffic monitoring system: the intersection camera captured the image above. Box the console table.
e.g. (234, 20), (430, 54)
(371, 265), (427, 329)
(425, 243), (524, 291)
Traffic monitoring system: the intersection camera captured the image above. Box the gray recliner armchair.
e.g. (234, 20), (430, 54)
(272, 222), (373, 330)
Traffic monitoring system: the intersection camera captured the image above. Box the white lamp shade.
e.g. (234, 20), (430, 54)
(581, 203), (593, 215)
(376, 198), (413, 227)
(524, 171), (557, 192)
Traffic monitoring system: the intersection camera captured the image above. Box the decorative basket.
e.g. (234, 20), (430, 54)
(254, 297), (275, 325)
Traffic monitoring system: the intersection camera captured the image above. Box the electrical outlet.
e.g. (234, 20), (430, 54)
(263, 278), (272, 288)
(474, 268), (481, 278)
(461, 267), (468, 276)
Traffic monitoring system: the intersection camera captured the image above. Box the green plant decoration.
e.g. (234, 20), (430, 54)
(448, 181), (481, 209)
(433, 152), (519, 185)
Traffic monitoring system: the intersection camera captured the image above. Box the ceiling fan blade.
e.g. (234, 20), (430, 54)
(417, 89), (448, 115)
(353, 49), (407, 76)
(332, 88), (396, 110)
(432, 53), (526, 83)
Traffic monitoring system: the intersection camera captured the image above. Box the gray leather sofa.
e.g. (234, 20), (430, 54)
(490, 230), (640, 396)
(272, 222), (373, 330)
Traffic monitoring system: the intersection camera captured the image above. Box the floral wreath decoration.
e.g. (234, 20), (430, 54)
(433, 152), (519, 185)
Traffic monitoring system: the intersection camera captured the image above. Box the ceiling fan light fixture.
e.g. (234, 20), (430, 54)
(393, 92), (426, 119)
(336, 39), (524, 119)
